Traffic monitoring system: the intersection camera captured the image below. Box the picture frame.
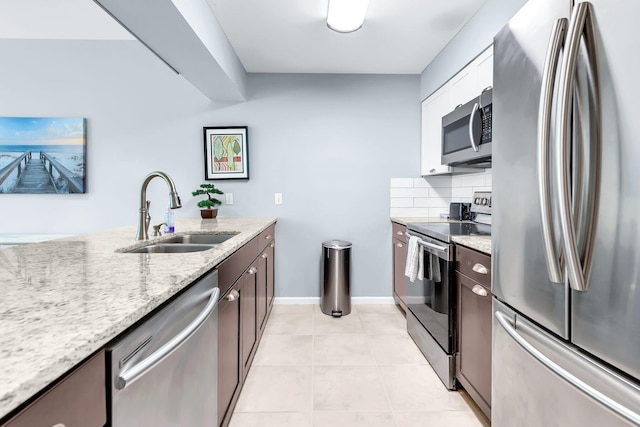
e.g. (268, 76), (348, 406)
(0, 117), (87, 194)
(203, 126), (249, 180)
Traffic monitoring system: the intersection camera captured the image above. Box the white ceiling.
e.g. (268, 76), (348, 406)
(0, 0), (487, 75)
(206, 0), (487, 74)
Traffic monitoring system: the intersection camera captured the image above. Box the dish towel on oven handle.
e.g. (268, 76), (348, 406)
(425, 252), (441, 283)
(404, 236), (424, 282)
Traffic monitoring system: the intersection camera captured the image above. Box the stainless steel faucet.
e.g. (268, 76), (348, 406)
(136, 171), (182, 240)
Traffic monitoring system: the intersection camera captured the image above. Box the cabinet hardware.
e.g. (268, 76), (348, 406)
(472, 284), (488, 297)
(397, 231), (404, 236)
(261, 253), (268, 259)
(396, 243), (404, 248)
(472, 263), (488, 274)
(226, 290), (240, 301)
(430, 168), (436, 173)
(51, 424), (66, 427)
(248, 267), (257, 275)
(270, 243), (275, 248)
(265, 235), (272, 240)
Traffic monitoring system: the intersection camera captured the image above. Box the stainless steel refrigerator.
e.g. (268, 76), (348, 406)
(493, 0), (640, 425)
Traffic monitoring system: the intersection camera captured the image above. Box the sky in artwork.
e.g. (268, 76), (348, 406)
(0, 117), (85, 146)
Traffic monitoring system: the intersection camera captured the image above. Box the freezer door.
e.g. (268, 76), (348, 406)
(492, 0), (569, 337)
(493, 299), (640, 427)
(571, 0), (640, 381)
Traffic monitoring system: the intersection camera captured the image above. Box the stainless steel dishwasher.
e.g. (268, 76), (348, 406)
(107, 269), (220, 427)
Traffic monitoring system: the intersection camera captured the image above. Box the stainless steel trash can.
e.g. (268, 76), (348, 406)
(321, 240), (352, 317)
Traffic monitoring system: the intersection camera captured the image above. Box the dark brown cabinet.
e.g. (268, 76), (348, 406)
(2, 351), (106, 427)
(217, 224), (276, 427)
(241, 264), (258, 372)
(455, 245), (492, 418)
(392, 222), (407, 310)
(217, 281), (241, 427)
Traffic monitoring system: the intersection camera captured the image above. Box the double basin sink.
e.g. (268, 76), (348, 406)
(126, 233), (238, 254)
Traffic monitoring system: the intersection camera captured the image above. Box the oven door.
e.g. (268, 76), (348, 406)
(405, 233), (455, 354)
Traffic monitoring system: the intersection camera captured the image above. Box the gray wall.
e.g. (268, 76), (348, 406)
(0, 39), (420, 299)
(420, 0), (528, 100)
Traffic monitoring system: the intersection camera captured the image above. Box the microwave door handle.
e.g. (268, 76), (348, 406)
(538, 17), (567, 284)
(556, 2), (601, 292)
(468, 102), (480, 152)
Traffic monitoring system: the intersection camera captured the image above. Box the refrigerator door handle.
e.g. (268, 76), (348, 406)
(537, 17), (567, 284)
(495, 310), (640, 425)
(556, 2), (601, 292)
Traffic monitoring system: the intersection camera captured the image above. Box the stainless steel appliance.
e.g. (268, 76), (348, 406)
(441, 88), (492, 168)
(493, 1), (640, 425)
(107, 269), (220, 427)
(405, 192), (491, 389)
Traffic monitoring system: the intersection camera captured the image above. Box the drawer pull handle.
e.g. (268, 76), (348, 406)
(226, 290), (240, 301)
(472, 263), (488, 275)
(261, 253), (268, 259)
(265, 235), (272, 240)
(270, 243), (275, 248)
(396, 243), (404, 248)
(396, 230), (404, 236)
(51, 424), (66, 427)
(248, 267), (258, 275)
(472, 284), (488, 297)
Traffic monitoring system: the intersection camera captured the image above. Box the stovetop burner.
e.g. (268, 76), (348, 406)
(407, 221), (491, 243)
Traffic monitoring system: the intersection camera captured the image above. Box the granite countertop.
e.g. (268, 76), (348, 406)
(391, 217), (492, 255)
(451, 235), (492, 255)
(0, 217), (276, 421)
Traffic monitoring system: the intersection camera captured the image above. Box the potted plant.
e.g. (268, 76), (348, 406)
(192, 183), (224, 219)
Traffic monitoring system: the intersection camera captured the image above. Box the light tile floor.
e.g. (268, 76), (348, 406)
(229, 304), (490, 427)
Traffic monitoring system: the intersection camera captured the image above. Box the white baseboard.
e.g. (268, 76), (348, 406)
(273, 296), (395, 305)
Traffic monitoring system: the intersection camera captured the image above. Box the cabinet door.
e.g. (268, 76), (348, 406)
(474, 46), (494, 92)
(421, 85), (452, 176)
(257, 250), (268, 334)
(4, 352), (106, 427)
(456, 272), (492, 418)
(241, 265), (258, 374)
(449, 66), (477, 107)
(392, 238), (407, 309)
(266, 242), (275, 309)
(218, 283), (241, 427)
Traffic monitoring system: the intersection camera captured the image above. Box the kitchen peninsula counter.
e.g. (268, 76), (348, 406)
(0, 217), (276, 421)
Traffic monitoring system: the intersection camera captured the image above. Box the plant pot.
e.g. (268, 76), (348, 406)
(200, 209), (218, 219)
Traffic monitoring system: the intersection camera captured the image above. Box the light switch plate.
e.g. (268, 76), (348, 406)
(225, 193), (233, 205)
(275, 193), (283, 205)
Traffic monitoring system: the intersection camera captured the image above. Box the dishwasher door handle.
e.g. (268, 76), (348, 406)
(115, 287), (220, 390)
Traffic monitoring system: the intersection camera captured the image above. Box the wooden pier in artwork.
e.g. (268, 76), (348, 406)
(0, 151), (84, 194)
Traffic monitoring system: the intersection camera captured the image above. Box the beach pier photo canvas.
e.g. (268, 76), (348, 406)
(0, 117), (86, 194)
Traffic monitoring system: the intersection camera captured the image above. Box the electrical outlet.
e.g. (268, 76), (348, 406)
(225, 193), (233, 205)
(275, 193), (283, 205)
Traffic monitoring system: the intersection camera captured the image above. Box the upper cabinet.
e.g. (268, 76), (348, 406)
(421, 45), (494, 176)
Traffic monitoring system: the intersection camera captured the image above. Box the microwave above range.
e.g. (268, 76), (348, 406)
(441, 88), (492, 168)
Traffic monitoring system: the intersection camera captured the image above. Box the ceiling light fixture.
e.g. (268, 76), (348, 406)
(326, 0), (371, 33)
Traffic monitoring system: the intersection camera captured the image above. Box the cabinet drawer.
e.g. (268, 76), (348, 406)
(455, 245), (491, 287)
(257, 224), (276, 253)
(5, 351), (106, 427)
(219, 236), (259, 296)
(392, 222), (406, 241)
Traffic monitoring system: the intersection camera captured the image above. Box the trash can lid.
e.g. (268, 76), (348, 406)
(322, 240), (352, 249)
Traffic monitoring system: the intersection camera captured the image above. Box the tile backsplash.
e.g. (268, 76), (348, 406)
(390, 170), (491, 218)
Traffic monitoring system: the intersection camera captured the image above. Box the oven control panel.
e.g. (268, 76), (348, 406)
(470, 191), (492, 215)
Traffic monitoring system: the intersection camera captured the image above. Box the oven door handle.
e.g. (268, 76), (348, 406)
(405, 232), (447, 252)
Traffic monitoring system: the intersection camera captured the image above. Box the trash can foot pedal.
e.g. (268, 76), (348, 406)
(331, 310), (343, 317)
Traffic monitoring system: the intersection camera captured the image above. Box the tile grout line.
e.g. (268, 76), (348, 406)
(359, 309), (402, 427)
